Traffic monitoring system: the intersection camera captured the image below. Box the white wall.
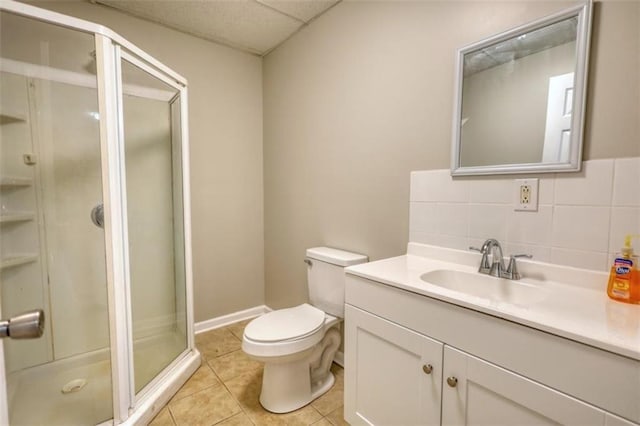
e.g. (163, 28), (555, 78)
(27, 1), (265, 322)
(410, 157), (640, 272)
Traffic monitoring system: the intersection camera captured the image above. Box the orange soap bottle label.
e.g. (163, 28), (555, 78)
(607, 258), (633, 301)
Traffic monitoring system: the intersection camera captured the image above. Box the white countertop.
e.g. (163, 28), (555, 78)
(345, 243), (640, 361)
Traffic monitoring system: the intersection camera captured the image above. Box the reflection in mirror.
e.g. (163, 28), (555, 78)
(452, 3), (592, 176)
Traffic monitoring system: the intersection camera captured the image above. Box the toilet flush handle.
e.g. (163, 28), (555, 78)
(304, 259), (312, 266)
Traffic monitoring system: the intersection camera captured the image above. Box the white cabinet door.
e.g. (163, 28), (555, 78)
(442, 346), (607, 426)
(345, 305), (443, 426)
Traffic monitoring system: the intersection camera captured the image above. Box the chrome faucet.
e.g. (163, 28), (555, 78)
(470, 239), (532, 280)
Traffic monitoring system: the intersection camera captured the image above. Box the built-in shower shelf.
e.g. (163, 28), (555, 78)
(0, 212), (35, 224)
(0, 255), (38, 270)
(0, 111), (27, 125)
(0, 176), (33, 189)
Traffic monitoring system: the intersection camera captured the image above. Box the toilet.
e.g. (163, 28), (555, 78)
(242, 247), (368, 413)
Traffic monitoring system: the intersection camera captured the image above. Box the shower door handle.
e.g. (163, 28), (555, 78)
(91, 203), (104, 229)
(0, 309), (45, 339)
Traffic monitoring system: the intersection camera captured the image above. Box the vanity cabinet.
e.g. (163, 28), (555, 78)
(344, 274), (640, 426)
(442, 345), (607, 425)
(345, 305), (442, 425)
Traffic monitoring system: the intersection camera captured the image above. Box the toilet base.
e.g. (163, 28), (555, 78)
(260, 361), (335, 414)
(257, 326), (341, 413)
(310, 370), (335, 401)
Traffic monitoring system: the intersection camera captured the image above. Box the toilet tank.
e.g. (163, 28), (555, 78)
(306, 247), (368, 317)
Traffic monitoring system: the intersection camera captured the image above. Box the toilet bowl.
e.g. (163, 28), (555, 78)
(243, 304), (341, 413)
(242, 247), (367, 413)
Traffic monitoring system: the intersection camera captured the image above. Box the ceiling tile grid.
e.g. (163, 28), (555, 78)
(96, 0), (340, 55)
(257, 0), (338, 23)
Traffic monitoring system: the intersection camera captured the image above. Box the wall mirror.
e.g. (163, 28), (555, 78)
(451, 3), (592, 176)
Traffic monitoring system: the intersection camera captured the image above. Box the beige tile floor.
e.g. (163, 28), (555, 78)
(150, 319), (349, 426)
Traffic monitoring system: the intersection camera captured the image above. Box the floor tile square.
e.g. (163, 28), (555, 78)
(172, 364), (221, 402)
(216, 411), (254, 425)
(209, 350), (262, 382)
(197, 329), (242, 359)
(149, 407), (175, 426)
(225, 319), (254, 340)
(169, 384), (241, 426)
(325, 406), (348, 426)
(224, 369), (263, 406)
(311, 385), (343, 417)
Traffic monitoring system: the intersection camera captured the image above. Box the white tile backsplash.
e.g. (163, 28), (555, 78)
(507, 205), (553, 246)
(409, 231), (433, 246)
(554, 159), (614, 206)
(409, 202), (437, 233)
(537, 176), (556, 205)
(409, 157), (640, 272)
(551, 206), (611, 251)
(435, 203), (469, 237)
(468, 204), (509, 241)
(468, 179), (512, 204)
(608, 207), (640, 254)
(410, 170), (468, 203)
(549, 247), (610, 271)
(612, 158), (640, 207)
(504, 242), (552, 264)
(424, 234), (469, 251)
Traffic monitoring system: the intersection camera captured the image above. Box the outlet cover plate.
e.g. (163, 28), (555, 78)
(514, 178), (538, 212)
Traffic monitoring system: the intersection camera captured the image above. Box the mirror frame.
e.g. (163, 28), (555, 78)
(451, 2), (592, 176)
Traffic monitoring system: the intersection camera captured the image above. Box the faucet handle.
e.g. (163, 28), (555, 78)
(469, 246), (491, 273)
(504, 254), (532, 280)
(511, 254), (533, 259)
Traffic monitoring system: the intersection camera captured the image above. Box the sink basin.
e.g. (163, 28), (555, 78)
(420, 269), (548, 306)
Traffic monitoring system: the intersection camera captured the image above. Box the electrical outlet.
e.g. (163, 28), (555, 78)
(520, 185), (531, 204)
(514, 178), (538, 211)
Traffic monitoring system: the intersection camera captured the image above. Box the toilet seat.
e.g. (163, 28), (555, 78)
(242, 305), (339, 359)
(244, 304), (325, 343)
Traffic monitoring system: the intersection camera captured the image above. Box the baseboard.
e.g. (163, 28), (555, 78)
(334, 350), (344, 367)
(195, 305), (272, 334)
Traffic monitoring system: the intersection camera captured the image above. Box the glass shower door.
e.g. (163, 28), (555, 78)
(0, 11), (112, 425)
(119, 54), (188, 394)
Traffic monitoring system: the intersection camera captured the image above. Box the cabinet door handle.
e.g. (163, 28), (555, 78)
(446, 376), (458, 387)
(422, 364), (433, 375)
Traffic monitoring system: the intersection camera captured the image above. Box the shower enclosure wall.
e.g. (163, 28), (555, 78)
(0, 2), (200, 424)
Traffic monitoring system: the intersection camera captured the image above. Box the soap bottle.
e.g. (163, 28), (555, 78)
(607, 234), (640, 304)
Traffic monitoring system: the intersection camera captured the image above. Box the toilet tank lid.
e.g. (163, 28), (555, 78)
(306, 247), (368, 267)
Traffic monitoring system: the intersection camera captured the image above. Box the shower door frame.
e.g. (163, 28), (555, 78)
(0, 2), (198, 424)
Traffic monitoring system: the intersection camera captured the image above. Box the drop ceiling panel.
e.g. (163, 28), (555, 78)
(257, 0), (338, 23)
(97, 0), (305, 55)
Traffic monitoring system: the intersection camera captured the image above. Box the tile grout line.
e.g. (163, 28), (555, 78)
(605, 160), (617, 266)
(210, 410), (245, 426)
(218, 377), (257, 426)
(167, 405), (178, 426)
(214, 323), (258, 425)
(170, 378), (227, 404)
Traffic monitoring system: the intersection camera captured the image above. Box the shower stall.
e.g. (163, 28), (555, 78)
(0, 1), (200, 424)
